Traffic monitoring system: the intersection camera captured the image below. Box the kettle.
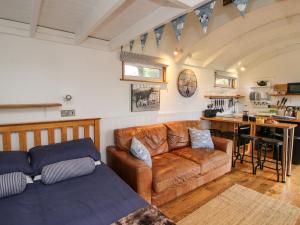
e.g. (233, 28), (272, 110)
(285, 106), (295, 117)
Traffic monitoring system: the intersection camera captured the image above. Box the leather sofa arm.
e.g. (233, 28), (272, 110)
(212, 136), (233, 155)
(106, 146), (152, 203)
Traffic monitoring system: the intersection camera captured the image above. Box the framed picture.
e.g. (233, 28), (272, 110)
(131, 84), (160, 112)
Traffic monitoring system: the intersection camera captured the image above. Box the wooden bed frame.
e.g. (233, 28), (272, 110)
(0, 118), (100, 152)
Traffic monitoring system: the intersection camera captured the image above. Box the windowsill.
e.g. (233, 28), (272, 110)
(120, 78), (168, 84)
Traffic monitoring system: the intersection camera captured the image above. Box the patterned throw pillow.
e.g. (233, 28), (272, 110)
(0, 172), (27, 198)
(41, 157), (95, 185)
(130, 137), (152, 168)
(189, 128), (215, 150)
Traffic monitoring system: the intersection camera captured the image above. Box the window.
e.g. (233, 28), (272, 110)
(214, 71), (237, 88)
(122, 62), (166, 83)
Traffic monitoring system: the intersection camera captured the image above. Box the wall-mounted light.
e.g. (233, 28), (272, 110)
(173, 48), (183, 56)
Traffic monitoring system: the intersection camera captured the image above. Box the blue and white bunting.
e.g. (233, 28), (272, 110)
(140, 33), (148, 51)
(195, 1), (215, 34)
(129, 40), (134, 51)
(171, 14), (187, 41)
(234, 0), (248, 17)
(154, 25), (165, 47)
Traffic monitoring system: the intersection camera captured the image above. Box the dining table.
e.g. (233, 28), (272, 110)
(201, 116), (298, 182)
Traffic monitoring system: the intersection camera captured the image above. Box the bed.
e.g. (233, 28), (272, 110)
(0, 119), (173, 225)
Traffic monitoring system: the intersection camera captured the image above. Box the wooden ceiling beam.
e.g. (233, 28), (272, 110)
(30, 0), (43, 37)
(75, 0), (125, 44)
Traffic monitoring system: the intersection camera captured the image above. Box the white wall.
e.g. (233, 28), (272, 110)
(0, 33), (237, 160)
(239, 49), (300, 113)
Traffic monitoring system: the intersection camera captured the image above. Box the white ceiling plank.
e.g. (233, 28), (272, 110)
(30, 0), (42, 37)
(166, 0), (207, 8)
(109, 6), (186, 50)
(75, 0), (125, 44)
(109, 0), (209, 49)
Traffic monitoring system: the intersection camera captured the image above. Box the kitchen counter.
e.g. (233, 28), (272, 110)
(201, 116), (297, 183)
(201, 116), (298, 129)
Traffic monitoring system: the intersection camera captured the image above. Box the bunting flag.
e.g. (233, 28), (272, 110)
(194, 1), (216, 34)
(129, 40), (134, 51)
(171, 14), (186, 41)
(234, 0), (248, 17)
(154, 25), (165, 48)
(140, 33), (148, 51)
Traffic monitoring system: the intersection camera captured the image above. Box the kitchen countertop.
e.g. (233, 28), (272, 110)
(201, 116), (298, 129)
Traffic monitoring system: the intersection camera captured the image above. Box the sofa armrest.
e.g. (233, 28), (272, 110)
(106, 146), (152, 203)
(212, 136), (233, 155)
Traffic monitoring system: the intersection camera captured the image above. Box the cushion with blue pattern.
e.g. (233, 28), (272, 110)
(189, 128), (214, 150)
(130, 137), (152, 168)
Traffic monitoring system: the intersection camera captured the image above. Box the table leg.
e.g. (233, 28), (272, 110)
(287, 128), (295, 176)
(282, 128), (289, 183)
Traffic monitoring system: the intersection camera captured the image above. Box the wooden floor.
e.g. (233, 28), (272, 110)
(160, 163), (300, 224)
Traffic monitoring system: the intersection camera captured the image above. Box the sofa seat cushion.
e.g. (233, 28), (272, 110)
(152, 153), (200, 193)
(172, 147), (230, 175)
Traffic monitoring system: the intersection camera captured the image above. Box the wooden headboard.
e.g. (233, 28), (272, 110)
(0, 118), (100, 152)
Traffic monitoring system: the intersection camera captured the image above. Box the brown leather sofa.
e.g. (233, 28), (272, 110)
(107, 120), (233, 206)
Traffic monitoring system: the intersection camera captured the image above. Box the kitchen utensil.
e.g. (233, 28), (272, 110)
(283, 97), (288, 106)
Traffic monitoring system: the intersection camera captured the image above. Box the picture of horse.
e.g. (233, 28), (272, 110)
(131, 84), (160, 112)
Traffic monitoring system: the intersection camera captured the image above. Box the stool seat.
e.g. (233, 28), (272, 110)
(240, 134), (259, 141)
(258, 137), (283, 145)
(222, 131), (235, 139)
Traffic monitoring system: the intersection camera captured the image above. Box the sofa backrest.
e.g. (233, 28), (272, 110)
(114, 124), (168, 157)
(164, 120), (201, 150)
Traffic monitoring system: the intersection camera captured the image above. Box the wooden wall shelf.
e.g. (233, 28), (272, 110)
(204, 95), (245, 99)
(270, 94), (300, 97)
(0, 103), (62, 109)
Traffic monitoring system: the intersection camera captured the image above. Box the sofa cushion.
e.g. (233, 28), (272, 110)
(189, 129), (214, 149)
(172, 147), (230, 175)
(114, 124), (168, 157)
(152, 153), (200, 193)
(164, 120), (201, 150)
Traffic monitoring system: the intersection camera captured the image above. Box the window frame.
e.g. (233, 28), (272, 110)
(214, 73), (237, 89)
(121, 61), (167, 84)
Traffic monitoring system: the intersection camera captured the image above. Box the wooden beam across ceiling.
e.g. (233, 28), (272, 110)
(30, 0), (43, 37)
(75, 0), (125, 44)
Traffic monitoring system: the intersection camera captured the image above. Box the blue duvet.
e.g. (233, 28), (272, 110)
(0, 164), (147, 225)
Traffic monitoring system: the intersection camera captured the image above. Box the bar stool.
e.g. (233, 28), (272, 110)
(233, 134), (259, 174)
(256, 137), (283, 182)
(209, 129), (222, 137)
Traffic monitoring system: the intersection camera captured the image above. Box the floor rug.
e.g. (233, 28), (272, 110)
(178, 184), (300, 225)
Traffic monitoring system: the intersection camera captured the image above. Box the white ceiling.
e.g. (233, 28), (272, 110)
(0, 0), (299, 70)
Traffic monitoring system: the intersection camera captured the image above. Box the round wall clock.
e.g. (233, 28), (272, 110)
(177, 69), (198, 98)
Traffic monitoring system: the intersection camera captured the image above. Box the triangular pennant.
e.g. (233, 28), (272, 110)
(171, 14), (186, 41)
(195, 1), (216, 34)
(129, 40), (134, 51)
(234, 0), (248, 17)
(154, 25), (165, 48)
(140, 33), (148, 51)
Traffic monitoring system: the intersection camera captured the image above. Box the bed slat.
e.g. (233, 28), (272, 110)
(34, 130), (41, 146)
(3, 132), (11, 151)
(19, 131), (27, 151)
(84, 126), (89, 138)
(61, 127), (67, 143)
(73, 126), (79, 140)
(48, 128), (55, 144)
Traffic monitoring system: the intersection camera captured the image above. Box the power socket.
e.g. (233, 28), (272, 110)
(61, 110), (76, 117)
